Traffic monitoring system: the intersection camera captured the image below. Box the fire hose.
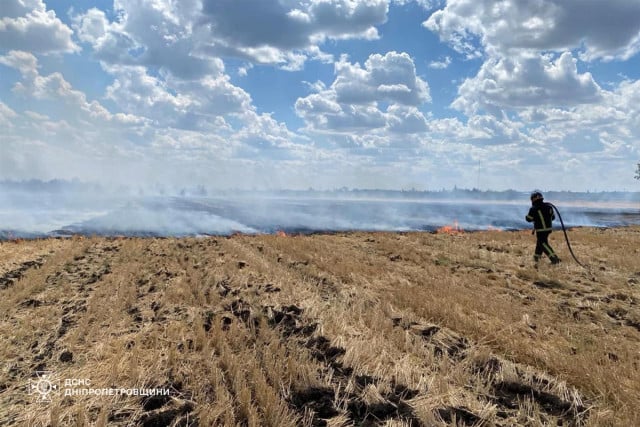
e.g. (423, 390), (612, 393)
(546, 202), (589, 270)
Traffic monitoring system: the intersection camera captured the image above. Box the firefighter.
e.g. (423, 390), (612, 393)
(526, 191), (561, 264)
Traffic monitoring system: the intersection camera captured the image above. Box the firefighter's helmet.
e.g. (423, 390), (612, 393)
(530, 191), (544, 202)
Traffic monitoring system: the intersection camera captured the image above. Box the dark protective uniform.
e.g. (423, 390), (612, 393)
(526, 198), (560, 263)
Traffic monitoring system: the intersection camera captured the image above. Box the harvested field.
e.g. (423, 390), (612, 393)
(1, 227), (639, 426)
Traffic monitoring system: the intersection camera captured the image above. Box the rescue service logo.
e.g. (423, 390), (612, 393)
(27, 371), (171, 403)
(28, 371), (60, 402)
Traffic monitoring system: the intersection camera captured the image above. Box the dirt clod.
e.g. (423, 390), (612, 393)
(290, 387), (339, 422)
(59, 351), (73, 363)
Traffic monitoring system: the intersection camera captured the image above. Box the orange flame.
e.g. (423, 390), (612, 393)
(486, 226), (503, 232)
(436, 220), (464, 235)
(275, 230), (287, 237)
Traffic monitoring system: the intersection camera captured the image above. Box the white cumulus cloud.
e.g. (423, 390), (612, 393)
(424, 0), (640, 60)
(453, 52), (603, 115)
(296, 51), (430, 137)
(0, 0), (78, 54)
(201, 0), (390, 68)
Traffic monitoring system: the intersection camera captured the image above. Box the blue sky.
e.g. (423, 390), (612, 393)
(1, 0), (640, 191)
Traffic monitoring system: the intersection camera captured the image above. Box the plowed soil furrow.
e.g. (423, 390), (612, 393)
(219, 235), (590, 426)
(0, 239), (130, 423)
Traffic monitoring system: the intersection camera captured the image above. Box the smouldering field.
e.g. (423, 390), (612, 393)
(1, 227), (639, 426)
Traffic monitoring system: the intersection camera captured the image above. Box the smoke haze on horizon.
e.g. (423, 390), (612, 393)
(1, 186), (638, 238)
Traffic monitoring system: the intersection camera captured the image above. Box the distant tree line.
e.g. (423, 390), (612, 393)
(0, 178), (101, 193)
(2, 179), (639, 200)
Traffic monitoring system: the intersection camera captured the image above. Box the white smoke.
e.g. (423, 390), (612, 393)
(1, 182), (638, 238)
